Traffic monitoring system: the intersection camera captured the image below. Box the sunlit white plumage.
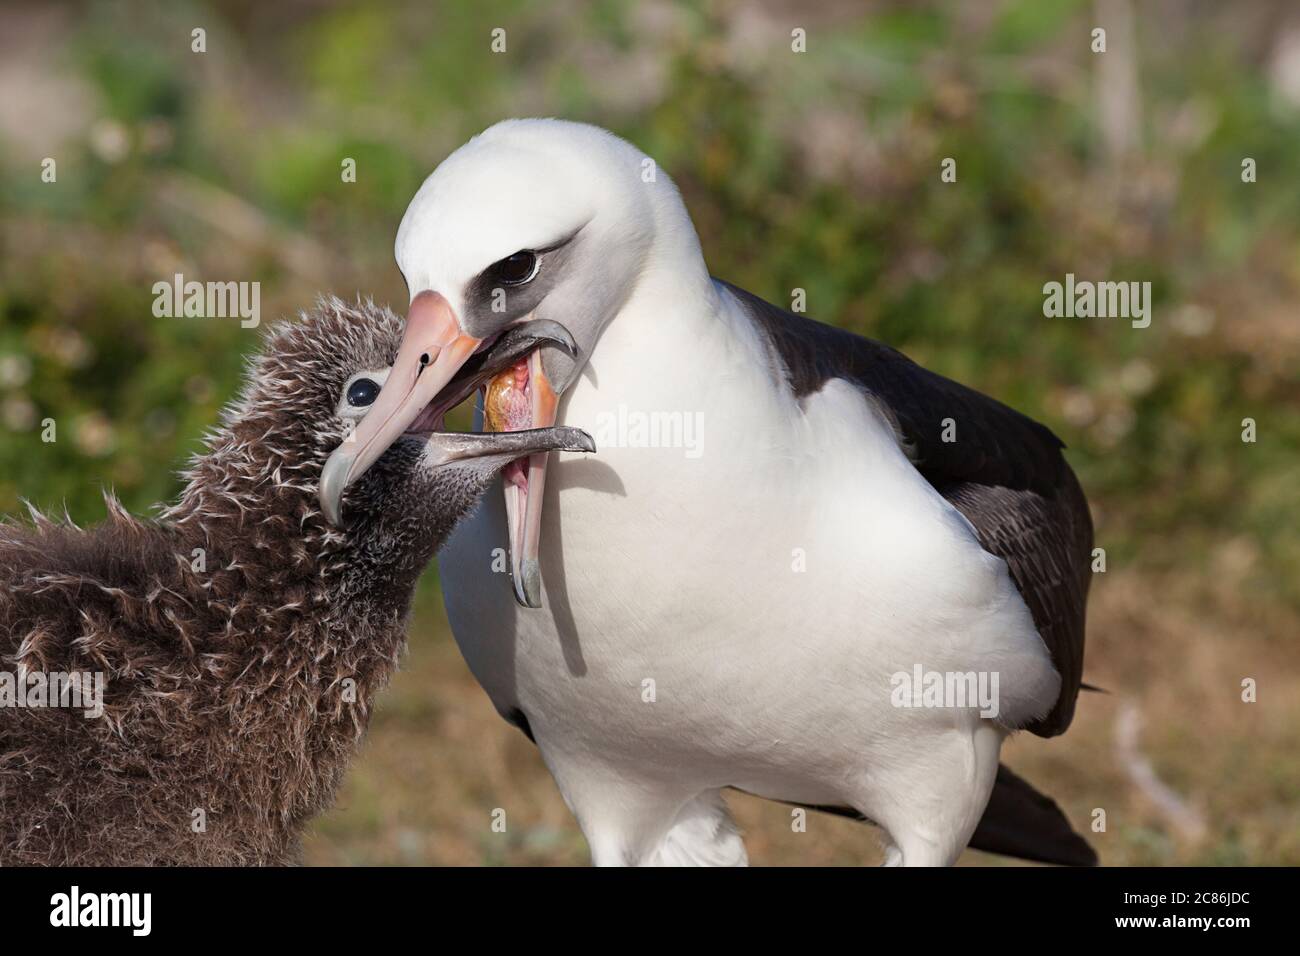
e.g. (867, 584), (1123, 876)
(396, 120), (1084, 866)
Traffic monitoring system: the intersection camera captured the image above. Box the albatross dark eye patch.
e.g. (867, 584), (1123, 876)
(487, 250), (539, 286)
(347, 378), (381, 407)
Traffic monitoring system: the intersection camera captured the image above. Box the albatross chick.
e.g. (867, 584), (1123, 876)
(0, 297), (591, 865)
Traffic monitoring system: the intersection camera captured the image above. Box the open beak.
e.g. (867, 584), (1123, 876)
(491, 349), (560, 608)
(319, 290), (577, 528)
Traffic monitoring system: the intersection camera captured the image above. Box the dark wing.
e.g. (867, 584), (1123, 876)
(720, 280), (1092, 736)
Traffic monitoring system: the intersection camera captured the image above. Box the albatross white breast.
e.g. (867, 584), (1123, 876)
(375, 118), (1096, 866)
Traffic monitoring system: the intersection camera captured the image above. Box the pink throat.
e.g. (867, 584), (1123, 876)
(490, 358), (533, 490)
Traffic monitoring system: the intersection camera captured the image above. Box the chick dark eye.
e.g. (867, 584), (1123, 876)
(347, 378), (380, 407)
(489, 250), (538, 286)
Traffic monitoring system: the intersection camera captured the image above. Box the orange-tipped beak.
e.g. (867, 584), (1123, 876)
(319, 291), (480, 525)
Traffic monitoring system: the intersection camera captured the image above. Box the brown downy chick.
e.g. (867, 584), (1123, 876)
(0, 297), (591, 865)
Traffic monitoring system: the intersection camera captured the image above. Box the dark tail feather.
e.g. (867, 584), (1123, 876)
(968, 764), (1097, 866)
(759, 764), (1097, 866)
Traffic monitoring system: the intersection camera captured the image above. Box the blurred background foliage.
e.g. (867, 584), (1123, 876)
(1, 0), (1296, 864)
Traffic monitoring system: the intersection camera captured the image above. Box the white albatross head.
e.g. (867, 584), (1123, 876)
(319, 118), (708, 607)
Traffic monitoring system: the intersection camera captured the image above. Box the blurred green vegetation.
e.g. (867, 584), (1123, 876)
(2, 0), (1295, 610)
(1, 0), (1297, 864)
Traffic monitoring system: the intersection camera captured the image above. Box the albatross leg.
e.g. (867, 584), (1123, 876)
(545, 761), (691, 866)
(553, 764), (746, 866)
(860, 722), (1005, 867)
(580, 790), (748, 866)
(643, 790), (748, 867)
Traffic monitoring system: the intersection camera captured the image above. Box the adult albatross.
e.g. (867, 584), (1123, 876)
(321, 119), (1096, 866)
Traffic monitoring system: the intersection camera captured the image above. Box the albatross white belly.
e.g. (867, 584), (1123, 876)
(439, 282), (1058, 865)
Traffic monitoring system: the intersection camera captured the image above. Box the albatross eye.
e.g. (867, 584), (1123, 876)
(347, 378), (381, 407)
(489, 250), (539, 286)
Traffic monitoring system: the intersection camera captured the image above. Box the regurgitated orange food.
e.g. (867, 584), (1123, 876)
(483, 360), (531, 432)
